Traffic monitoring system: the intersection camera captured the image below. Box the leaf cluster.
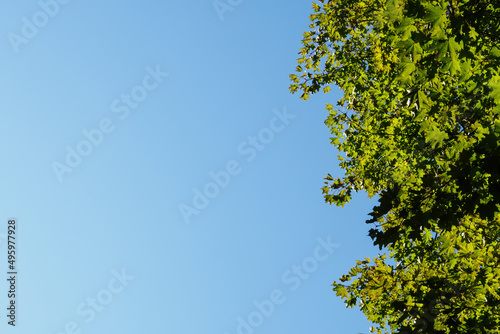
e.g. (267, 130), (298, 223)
(291, 0), (500, 332)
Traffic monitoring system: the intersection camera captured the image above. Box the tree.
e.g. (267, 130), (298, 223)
(290, 0), (500, 333)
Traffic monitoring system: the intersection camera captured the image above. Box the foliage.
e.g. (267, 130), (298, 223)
(290, 0), (500, 332)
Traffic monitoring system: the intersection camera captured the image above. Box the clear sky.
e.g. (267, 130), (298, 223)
(0, 1), (384, 333)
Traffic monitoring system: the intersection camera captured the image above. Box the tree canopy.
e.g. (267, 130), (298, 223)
(290, 0), (500, 332)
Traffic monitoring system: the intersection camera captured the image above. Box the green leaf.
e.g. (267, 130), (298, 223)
(290, 1), (500, 332)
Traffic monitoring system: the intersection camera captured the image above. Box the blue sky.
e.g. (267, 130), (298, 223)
(0, 1), (384, 333)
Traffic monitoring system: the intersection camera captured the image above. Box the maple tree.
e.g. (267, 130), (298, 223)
(290, 0), (500, 332)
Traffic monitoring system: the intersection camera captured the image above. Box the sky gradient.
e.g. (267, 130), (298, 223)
(1, 1), (384, 333)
